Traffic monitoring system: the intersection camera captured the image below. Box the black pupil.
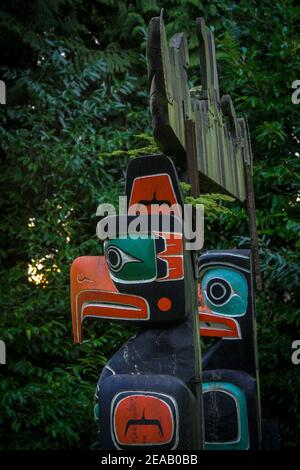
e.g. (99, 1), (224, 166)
(211, 283), (224, 299)
(108, 249), (119, 268)
(207, 278), (231, 305)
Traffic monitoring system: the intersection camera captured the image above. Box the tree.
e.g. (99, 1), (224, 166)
(0, 0), (299, 448)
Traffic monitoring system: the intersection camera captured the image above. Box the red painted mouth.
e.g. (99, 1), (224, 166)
(73, 291), (149, 343)
(199, 311), (241, 339)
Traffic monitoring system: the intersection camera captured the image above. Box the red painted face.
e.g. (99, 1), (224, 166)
(113, 394), (175, 446)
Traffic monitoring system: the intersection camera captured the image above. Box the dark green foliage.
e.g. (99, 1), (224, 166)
(0, 0), (299, 449)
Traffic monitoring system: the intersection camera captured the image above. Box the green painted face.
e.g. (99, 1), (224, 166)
(104, 236), (157, 283)
(202, 267), (248, 317)
(203, 381), (249, 450)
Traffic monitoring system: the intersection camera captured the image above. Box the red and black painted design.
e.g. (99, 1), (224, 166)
(70, 155), (197, 342)
(126, 154), (185, 214)
(112, 392), (176, 448)
(99, 374), (197, 450)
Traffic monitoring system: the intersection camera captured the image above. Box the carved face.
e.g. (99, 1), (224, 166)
(70, 154), (195, 343)
(199, 252), (260, 451)
(111, 392), (177, 448)
(100, 215), (187, 322)
(199, 254), (251, 340)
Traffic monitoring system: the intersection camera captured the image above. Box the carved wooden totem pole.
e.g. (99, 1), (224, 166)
(71, 154), (202, 450)
(199, 251), (261, 449)
(70, 10), (273, 450)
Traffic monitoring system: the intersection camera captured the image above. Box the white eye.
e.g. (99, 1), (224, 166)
(105, 246), (141, 273)
(206, 278), (233, 306)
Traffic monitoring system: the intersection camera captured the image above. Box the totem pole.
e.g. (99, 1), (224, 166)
(146, 11), (263, 450)
(71, 154), (202, 450)
(70, 10), (277, 450)
(199, 250), (261, 449)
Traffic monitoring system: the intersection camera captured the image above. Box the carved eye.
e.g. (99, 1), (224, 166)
(105, 246), (140, 273)
(206, 278), (232, 306)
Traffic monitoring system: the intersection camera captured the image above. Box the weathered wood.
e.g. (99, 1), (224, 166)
(240, 118), (262, 291)
(184, 118), (203, 449)
(0, 80), (5, 105)
(147, 12), (250, 202)
(196, 17), (219, 101)
(185, 119), (200, 197)
(147, 11), (191, 159)
(194, 18), (246, 201)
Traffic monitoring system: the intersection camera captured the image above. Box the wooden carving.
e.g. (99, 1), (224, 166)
(71, 154), (203, 450)
(147, 11), (251, 201)
(199, 250), (262, 449)
(69, 9), (272, 452)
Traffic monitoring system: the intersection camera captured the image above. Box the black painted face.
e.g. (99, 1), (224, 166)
(101, 213), (188, 323)
(203, 380), (249, 449)
(97, 154), (196, 324)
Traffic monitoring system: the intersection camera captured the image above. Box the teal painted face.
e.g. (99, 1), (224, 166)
(104, 236), (157, 283)
(202, 267), (248, 317)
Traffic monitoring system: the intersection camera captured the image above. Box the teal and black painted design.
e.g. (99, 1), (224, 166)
(201, 267), (248, 317)
(199, 250), (262, 450)
(104, 236), (157, 283)
(203, 381), (249, 450)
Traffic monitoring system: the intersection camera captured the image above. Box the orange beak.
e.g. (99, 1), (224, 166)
(70, 256), (149, 343)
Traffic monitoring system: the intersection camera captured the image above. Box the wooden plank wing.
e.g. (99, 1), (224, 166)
(147, 12), (250, 202)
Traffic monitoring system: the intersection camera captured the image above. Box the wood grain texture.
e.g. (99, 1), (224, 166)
(147, 12), (251, 202)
